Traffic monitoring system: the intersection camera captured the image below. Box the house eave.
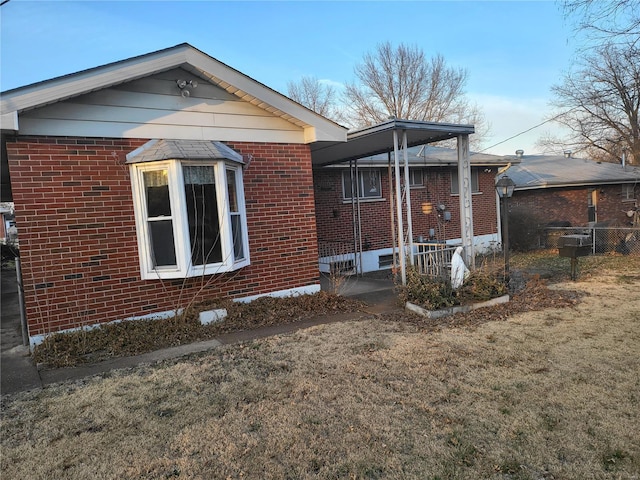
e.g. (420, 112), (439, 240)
(1, 43), (347, 144)
(311, 119), (476, 166)
(515, 179), (639, 191)
(0, 112), (18, 132)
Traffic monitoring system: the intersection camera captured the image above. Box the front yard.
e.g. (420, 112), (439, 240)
(1, 254), (639, 479)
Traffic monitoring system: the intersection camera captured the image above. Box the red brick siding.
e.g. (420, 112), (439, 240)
(314, 166), (498, 248)
(7, 136), (319, 337)
(511, 185), (639, 226)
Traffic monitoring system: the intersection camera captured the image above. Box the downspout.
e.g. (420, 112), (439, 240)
(15, 257), (28, 347)
(393, 129), (406, 285)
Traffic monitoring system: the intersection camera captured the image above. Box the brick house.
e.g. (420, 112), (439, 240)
(314, 145), (512, 273)
(0, 44), (347, 346)
(506, 151), (640, 227)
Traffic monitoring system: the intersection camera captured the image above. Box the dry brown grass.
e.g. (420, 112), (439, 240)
(33, 292), (364, 368)
(2, 256), (640, 479)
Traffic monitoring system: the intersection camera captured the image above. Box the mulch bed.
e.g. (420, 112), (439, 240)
(387, 275), (586, 332)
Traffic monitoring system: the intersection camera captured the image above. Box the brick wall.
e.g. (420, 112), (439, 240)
(7, 136), (319, 337)
(314, 166), (498, 248)
(511, 185), (639, 226)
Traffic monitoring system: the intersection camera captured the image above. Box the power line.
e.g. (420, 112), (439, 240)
(475, 109), (576, 154)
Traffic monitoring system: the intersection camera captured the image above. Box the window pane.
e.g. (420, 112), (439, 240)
(144, 170), (171, 217)
(149, 220), (177, 267)
(342, 172), (354, 199)
(226, 169), (238, 211)
(184, 166), (222, 266)
(227, 169), (245, 261)
(343, 170), (381, 199)
(361, 170), (381, 198)
(451, 169), (479, 194)
(231, 213), (245, 260)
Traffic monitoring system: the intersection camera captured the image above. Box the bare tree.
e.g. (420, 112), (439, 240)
(342, 42), (488, 146)
(561, 0), (640, 44)
(548, 40), (640, 164)
(287, 76), (344, 124)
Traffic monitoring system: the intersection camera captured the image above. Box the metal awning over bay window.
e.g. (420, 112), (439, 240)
(126, 140), (250, 280)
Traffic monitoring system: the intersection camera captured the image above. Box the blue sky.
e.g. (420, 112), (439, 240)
(0, 0), (578, 155)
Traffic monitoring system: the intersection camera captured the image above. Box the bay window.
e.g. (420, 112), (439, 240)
(130, 150), (249, 280)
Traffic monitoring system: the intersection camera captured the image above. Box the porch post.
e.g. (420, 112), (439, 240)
(457, 134), (475, 268)
(388, 153), (397, 272)
(402, 130), (414, 267)
(393, 129), (406, 285)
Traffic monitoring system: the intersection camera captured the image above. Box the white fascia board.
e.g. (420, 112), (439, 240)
(0, 111), (18, 131)
(1, 48), (190, 116)
(2, 44), (347, 144)
(184, 49), (347, 143)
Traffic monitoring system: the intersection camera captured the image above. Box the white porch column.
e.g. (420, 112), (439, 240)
(393, 129), (406, 285)
(402, 130), (414, 267)
(457, 134), (475, 268)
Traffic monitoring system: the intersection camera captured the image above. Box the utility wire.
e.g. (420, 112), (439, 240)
(475, 109), (577, 154)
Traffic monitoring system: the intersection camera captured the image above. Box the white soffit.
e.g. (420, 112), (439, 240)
(0, 44), (347, 143)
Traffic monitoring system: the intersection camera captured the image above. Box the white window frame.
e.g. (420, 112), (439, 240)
(342, 169), (382, 200)
(130, 159), (250, 280)
(451, 168), (480, 195)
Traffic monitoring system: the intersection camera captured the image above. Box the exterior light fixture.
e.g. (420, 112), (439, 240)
(495, 174), (516, 199)
(176, 79), (198, 98)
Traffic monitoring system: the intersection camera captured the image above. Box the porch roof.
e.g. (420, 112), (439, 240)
(310, 119), (475, 166)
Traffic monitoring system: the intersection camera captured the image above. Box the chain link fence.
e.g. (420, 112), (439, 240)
(545, 227), (640, 255)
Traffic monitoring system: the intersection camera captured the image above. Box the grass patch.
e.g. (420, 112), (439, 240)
(2, 255), (638, 479)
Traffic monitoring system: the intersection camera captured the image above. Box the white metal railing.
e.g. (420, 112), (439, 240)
(413, 242), (460, 279)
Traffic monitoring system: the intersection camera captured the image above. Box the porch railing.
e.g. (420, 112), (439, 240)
(413, 242), (460, 279)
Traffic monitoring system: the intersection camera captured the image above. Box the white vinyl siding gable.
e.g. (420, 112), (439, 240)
(16, 68), (307, 143)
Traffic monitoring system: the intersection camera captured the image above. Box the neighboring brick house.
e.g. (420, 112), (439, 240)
(0, 44), (347, 346)
(506, 151), (640, 227)
(314, 146), (511, 273)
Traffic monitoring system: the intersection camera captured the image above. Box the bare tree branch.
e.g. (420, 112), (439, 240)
(547, 40), (640, 163)
(287, 76), (345, 124)
(342, 42), (488, 147)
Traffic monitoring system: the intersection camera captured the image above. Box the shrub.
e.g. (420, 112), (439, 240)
(398, 267), (457, 310)
(399, 266), (507, 310)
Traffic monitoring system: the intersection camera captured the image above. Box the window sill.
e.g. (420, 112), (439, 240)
(142, 260), (249, 280)
(450, 192), (483, 196)
(341, 197), (386, 204)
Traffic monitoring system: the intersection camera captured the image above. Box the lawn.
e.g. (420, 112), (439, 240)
(2, 254), (639, 479)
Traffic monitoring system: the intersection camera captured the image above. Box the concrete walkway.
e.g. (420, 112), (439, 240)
(1, 270), (399, 395)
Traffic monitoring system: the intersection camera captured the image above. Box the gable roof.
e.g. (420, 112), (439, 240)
(506, 154), (640, 190)
(0, 43), (346, 144)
